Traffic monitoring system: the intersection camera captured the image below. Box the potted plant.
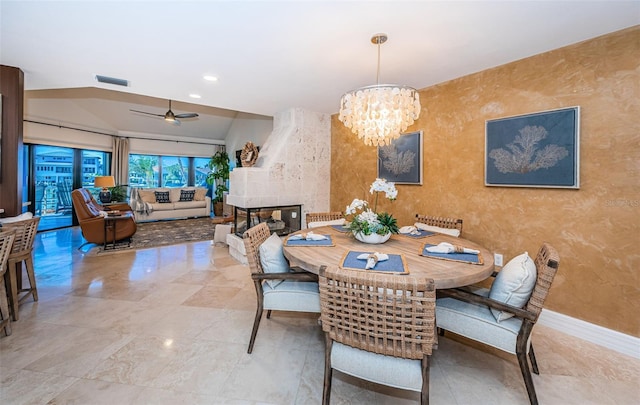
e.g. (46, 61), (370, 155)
(109, 184), (127, 203)
(206, 151), (230, 216)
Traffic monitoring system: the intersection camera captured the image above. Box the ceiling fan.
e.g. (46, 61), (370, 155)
(130, 100), (199, 125)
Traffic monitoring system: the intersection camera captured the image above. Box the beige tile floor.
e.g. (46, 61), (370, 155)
(1, 227), (639, 404)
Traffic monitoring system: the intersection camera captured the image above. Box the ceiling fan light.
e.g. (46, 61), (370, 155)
(164, 110), (176, 122)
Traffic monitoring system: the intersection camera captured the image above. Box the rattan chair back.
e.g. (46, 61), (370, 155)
(2, 217), (40, 257)
(306, 212), (344, 225)
(415, 214), (463, 232)
(525, 243), (560, 320)
(319, 266), (436, 359)
(242, 222), (272, 275)
(2, 217), (41, 321)
(0, 230), (16, 276)
(0, 229), (16, 336)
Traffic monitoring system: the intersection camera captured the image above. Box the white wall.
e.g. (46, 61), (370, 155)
(224, 112), (273, 164)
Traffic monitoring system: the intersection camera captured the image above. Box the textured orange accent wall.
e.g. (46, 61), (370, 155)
(331, 26), (640, 336)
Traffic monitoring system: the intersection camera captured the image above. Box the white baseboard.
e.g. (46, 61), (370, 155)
(538, 309), (640, 359)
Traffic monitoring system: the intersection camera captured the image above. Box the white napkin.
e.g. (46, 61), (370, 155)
(288, 231), (328, 241)
(357, 252), (390, 269)
(399, 225), (421, 235)
(425, 242), (479, 255)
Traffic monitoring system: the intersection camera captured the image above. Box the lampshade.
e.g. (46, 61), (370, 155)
(94, 176), (115, 188)
(338, 34), (421, 147)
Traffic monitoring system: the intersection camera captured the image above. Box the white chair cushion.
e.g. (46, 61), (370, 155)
(307, 218), (345, 228)
(262, 280), (321, 313)
(414, 222), (460, 238)
(0, 212), (34, 224)
(259, 233), (290, 288)
(331, 342), (423, 392)
(436, 295), (523, 354)
(489, 252), (537, 322)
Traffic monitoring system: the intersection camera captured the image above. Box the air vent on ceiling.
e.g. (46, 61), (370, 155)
(95, 75), (129, 87)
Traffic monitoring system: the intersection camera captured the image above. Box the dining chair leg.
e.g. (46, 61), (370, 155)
(517, 349), (539, 405)
(0, 277), (12, 336)
(248, 304), (263, 354)
(5, 267), (20, 321)
(21, 256), (38, 302)
(266, 309), (272, 319)
(529, 344), (540, 375)
(421, 354), (431, 405)
(322, 333), (333, 405)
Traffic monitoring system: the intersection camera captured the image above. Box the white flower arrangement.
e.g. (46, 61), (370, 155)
(346, 178), (399, 236)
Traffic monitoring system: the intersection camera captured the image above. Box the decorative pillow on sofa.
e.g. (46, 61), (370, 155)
(488, 252), (537, 322)
(179, 189), (196, 202)
(138, 190), (157, 204)
(259, 233), (290, 288)
(154, 191), (171, 204)
(194, 188), (206, 201)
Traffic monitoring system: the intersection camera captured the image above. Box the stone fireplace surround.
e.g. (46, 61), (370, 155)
(226, 108), (331, 263)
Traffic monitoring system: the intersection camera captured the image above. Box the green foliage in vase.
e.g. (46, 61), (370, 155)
(346, 178), (399, 236)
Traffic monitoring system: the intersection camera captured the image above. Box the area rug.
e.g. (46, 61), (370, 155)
(88, 217), (215, 255)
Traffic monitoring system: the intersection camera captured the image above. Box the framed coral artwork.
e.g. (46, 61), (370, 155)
(377, 131), (423, 185)
(485, 107), (580, 189)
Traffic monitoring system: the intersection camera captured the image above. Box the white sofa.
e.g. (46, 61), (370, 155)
(129, 187), (211, 222)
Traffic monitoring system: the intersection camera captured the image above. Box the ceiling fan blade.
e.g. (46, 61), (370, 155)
(130, 109), (165, 117)
(174, 113), (199, 119)
(172, 118), (181, 126)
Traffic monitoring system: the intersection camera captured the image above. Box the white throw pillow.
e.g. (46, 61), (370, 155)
(259, 233), (290, 288)
(0, 212), (34, 224)
(414, 222), (461, 238)
(308, 218), (345, 228)
(488, 252), (537, 322)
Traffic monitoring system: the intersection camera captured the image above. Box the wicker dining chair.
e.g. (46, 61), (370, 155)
(0, 230), (16, 337)
(305, 212), (344, 228)
(319, 266), (437, 405)
(2, 216), (41, 321)
(242, 222), (321, 354)
(436, 243), (560, 405)
(415, 214), (463, 235)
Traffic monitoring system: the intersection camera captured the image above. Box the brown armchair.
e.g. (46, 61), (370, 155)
(71, 188), (136, 245)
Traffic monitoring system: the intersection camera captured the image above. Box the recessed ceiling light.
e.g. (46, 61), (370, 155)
(203, 75), (218, 82)
(189, 94), (201, 99)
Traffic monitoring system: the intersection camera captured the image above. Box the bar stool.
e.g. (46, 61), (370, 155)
(2, 216), (40, 321)
(0, 229), (16, 336)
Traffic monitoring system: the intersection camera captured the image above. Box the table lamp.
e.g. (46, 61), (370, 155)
(94, 176), (116, 203)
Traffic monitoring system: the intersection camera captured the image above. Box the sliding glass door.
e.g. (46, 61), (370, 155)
(29, 145), (110, 231)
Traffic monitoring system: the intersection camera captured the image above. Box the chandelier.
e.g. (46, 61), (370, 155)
(338, 33), (421, 147)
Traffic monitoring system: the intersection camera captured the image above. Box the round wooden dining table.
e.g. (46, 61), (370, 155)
(283, 226), (495, 289)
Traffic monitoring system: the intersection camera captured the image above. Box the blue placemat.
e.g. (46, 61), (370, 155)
(421, 244), (484, 265)
(341, 251), (409, 274)
(398, 229), (435, 238)
(285, 235), (334, 247)
(331, 224), (351, 233)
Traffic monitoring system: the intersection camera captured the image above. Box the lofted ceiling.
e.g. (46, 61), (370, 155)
(1, 1), (638, 142)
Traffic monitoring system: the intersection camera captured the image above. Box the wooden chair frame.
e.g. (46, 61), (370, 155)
(319, 265), (436, 405)
(243, 222), (318, 354)
(0, 230), (16, 336)
(415, 214), (463, 233)
(2, 216), (41, 321)
(437, 243), (560, 405)
(305, 212), (344, 227)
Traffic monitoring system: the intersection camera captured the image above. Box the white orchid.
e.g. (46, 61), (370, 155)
(370, 178), (397, 201)
(346, 198), (368, 215)
(346, 179), (399, 236)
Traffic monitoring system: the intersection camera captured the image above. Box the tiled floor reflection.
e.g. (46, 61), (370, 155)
(1, 227), (638, 404)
